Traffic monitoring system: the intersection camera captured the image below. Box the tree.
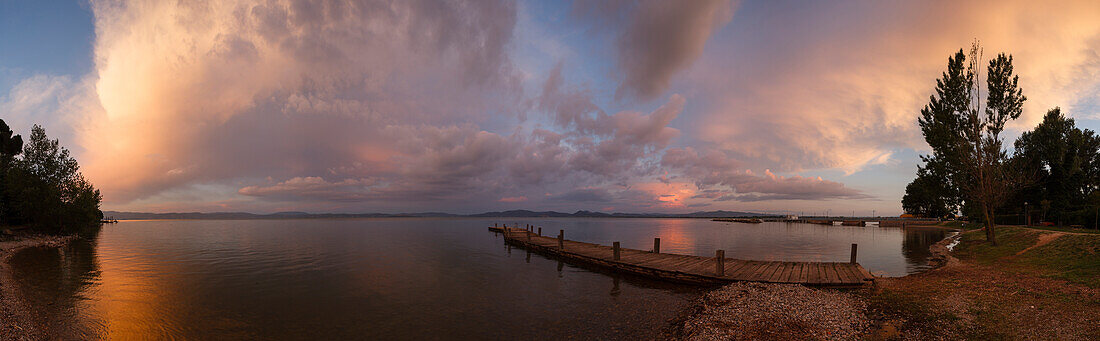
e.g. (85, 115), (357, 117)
(0, 119), (23, 223)
(914, 49), (971, 218)
(903, 165), (952, 218)
(1012, 108), (1100, 226)
(914, 42), (1026, 245)
(956, 45), (1026, 245)
(7, 125), (101, 233)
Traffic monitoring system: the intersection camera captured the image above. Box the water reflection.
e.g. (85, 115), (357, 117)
(8, 218), (946, 339)
(901, 227), (949, 274)
(9, 234), (102, 339)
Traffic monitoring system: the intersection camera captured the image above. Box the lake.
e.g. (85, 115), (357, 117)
(9, 218), (949, 339)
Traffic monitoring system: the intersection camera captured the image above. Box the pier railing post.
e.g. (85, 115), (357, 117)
(715, 250), (725, 276)
(538, 227), (542, 236)
(653, 238), (661, 253)
(850, 244), (858, 264)
(558, 230), (564, 250)
(613, 242), (620, 260)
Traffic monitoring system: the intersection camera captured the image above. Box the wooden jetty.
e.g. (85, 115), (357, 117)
(492, 226), (874, 286)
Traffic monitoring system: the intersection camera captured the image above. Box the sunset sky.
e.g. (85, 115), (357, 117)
(2, 0), (1100, 215)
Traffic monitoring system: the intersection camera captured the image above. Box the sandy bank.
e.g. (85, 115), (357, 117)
(0, 233), (77, 341)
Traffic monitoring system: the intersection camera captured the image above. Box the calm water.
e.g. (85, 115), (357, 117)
(9, 218), (948, 339)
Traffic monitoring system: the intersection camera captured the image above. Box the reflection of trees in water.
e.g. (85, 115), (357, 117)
(901, 229), (947, 271)
(9, 229), (102, 339)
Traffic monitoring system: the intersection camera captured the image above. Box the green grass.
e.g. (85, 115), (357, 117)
(1017, 234), (1100, 287)
(1021, 225), (1100, 234)
(955, 226), (1100, 288)
(955, 226), (1038, 264)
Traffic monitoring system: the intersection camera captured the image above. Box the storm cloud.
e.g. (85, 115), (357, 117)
(6, 0), (1099, 214)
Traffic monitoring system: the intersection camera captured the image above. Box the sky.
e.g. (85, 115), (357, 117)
(2, 0), (1099, 215)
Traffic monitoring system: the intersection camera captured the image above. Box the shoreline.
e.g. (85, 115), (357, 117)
(0, 232), (77, 340)
(669, 227), (962, 340)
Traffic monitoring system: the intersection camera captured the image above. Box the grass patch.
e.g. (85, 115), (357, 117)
(955, 226), (1100, 288)
(1022, 225), (1100, 234)
(954, 227), (1038, 264)
(1017, 234), (1100, 288)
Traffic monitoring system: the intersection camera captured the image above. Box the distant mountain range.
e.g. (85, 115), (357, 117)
(102, 209), (771, 220)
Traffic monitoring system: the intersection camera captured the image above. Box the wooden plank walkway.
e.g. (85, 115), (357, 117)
(490, 226), (873, 286)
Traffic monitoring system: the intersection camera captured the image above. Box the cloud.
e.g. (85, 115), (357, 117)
(78, 0), (522, 204)
(0, 75), (98, 152)
(538, 64), (684, 177)
(549, 188), (613, 202)
(498, 196), (527, 203)
(239, 177), (376, 202)
(685, 0), (1100, 174)
(25, 0), (1098, 215)
(662, 147), (871, 202)
(573, 0), (736, 100)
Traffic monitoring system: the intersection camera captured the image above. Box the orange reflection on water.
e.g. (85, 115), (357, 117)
(649, 218), (696, 253)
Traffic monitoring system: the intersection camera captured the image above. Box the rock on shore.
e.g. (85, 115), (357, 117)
(676, 282), (869, 340)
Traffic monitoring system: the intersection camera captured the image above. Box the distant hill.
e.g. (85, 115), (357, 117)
(102, 209), (769, 220)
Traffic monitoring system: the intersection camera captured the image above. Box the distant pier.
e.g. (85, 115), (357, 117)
(489, 225), (874, 286)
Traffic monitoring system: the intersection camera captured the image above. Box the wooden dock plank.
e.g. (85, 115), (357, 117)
(792, 262), (809, 283)
(770, 262), (792, 283)
(827, 263), (843, 284)
(807, 263), (823, 284)
(752, 262), (780, 282)
(840, 264), (864, 282)
(496, 226), (872, 286)
(729, 261), (761, 279)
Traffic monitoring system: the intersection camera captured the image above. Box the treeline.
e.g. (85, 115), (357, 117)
(904, 43), (1100, 231)
(0, 119), (103, 234)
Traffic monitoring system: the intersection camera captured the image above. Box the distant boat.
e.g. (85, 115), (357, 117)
(101, 217), (119, 224)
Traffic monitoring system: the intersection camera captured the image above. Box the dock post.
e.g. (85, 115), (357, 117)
(850, 244), (858, 264)
(715, 250), (725, 276)
(538, 227), (542, 236)
(558, 230), (564, 250)
(613, 242), (620, 260)
(653, 238), (661, 253)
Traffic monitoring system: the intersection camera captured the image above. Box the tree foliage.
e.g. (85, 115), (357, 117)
(902, 165), (953, 218)
(1010, 108), (1100, 226)
(910, 49), (971, 218)
(0, 119), (23, 221)
(1, 124), (102, 233)
(907, 43), (1027, 245)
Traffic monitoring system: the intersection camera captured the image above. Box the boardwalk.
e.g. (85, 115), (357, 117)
(490, 226), (873, 286)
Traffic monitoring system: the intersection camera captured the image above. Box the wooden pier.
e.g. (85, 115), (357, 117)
(489, 225), (874, 286)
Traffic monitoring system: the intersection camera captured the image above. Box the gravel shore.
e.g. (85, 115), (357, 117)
(0, 233), (77, 341)
(674, 282), (870, 340)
